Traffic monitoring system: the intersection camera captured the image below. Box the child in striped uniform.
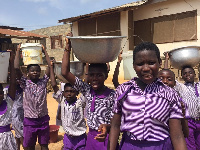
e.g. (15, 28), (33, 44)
(158, 69), (189, 138)
(11, 44), (24, 150)
(61, 36), (115, 150)
(109, 42), (187, 150)
(164, 52), (200, 150)
(15, 45), (52, 150)
(0, 51), (17, 150)
(51, 81), (87, 149)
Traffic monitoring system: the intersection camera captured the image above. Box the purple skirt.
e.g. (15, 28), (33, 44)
(63, 133), (87, 150)
(85, 128), (109, 150)
(120, 132), (173, 150)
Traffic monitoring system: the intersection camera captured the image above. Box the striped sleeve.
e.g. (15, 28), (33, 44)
(169, 91), (183, 119)
(53, 90), (63, 103)
(113, 85), (124, 114)
(73, 76), (90, 95)
(19, 76), (27, 90)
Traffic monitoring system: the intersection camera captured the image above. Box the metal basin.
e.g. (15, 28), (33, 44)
(168, 46), (200, 69)
(54, 61), (84, 78)
(67, 36), (126, 63)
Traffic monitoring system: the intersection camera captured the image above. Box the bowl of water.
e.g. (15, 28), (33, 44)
(169, 46), (200, 69)
(67, 36), (126, 63)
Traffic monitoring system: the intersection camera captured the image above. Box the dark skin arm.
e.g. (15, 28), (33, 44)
(112, 51), (123, 88)
(8, 50), (16, 99)
(42, 45), (51, 77)
(169, 119), (187, 150)
(180, 102), (189, 137)
(49, 60), (59, 93)
(107, 113), (121, 150)
(14, 44), (24, 79)
(164, 52), (169, 69)
(61, 35), (76, 86)
(84, 63), (89, 83)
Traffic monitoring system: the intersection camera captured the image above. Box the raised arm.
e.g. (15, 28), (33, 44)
(8, 50), (16, 100)
(14, 44), (24, 79)
(49, 60), (59, 93)
(84, 63), (89, 83)
(42, 45), (51, 77)
(164, 52), (169, 69)
(61, 36), (76, 86)
(112, 51), (123, 88)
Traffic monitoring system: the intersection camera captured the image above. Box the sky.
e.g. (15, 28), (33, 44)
(0, 0), (138, 31)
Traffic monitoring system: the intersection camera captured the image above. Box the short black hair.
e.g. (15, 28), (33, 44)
(181, 65), (195, 76)
(89, 63), (108, 79)
(64, 83), (77, 92)
(27, 64), (41, 72)
(133, 42), (161, 63)
(159, 69), (175, 79)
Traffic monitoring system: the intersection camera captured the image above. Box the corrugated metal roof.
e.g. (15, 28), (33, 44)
(0, 28), (47, 39)
(58, 0), (148, 23)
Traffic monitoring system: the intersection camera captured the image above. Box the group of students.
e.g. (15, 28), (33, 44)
(0, 37), (199, 150)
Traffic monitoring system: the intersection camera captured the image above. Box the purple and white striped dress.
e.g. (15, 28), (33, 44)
(0, 95), (17, 150)
(113, 78), (183, 142)
(20, 74), (49, 118)
(12, 88), (24, 138)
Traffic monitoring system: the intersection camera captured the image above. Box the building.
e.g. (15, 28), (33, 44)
(59, 0), (200, 86)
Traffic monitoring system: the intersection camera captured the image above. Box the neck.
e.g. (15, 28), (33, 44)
(94, 85), (106, 95)
(136, 79), (147, 91)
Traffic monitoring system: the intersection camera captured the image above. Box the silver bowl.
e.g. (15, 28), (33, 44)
(169, 46), (200, 69)
(67, 36), (126, 63)
(54, 61), (84, 78)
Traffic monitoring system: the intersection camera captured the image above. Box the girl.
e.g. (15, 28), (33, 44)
(61, 36), (115, 150)
(0, 50), (17, 150)
(108, 42), (187, 150)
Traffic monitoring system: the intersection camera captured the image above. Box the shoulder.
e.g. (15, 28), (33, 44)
(115, 78), (136, 94)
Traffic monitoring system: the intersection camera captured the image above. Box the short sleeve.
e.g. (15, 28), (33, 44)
(73, 76), (90, 95)
(169, 92), (183, 119)
(53, 90), (63, 103)
(20, 76), (27, 90)
(41, 74), (49, 84)
(113, 86), (123, 114)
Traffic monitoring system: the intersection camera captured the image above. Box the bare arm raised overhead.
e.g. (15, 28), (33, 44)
(61, 34), (76, 86)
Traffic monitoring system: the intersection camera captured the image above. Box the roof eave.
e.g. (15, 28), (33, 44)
(58, 0), (148, 23)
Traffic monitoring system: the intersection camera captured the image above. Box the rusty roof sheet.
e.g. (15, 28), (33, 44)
(0, 28), (47, 39)
(58, 0), (148, 23)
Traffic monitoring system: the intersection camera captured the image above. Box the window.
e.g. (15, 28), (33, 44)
(78, 12), (120, 36)
(134, 10), (197, 45)
(51, 35), (63, 49)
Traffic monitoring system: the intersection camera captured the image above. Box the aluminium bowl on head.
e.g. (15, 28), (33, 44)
(168, 46), (200, 70)
(67, 36), (127, 63)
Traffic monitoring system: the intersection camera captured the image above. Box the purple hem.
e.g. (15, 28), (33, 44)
(0, 100), (7, 115)
(24, 115), (50, 126)
(0, 124), (11, 133)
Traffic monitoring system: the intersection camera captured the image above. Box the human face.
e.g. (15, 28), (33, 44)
(63, 86), (77, 104)
(27, 66), (41, 81)
(182, 68), (195, 83)
(158, 70), (175, 88)
(133, 50), (161, 85)
(88, 67), (106, 91)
